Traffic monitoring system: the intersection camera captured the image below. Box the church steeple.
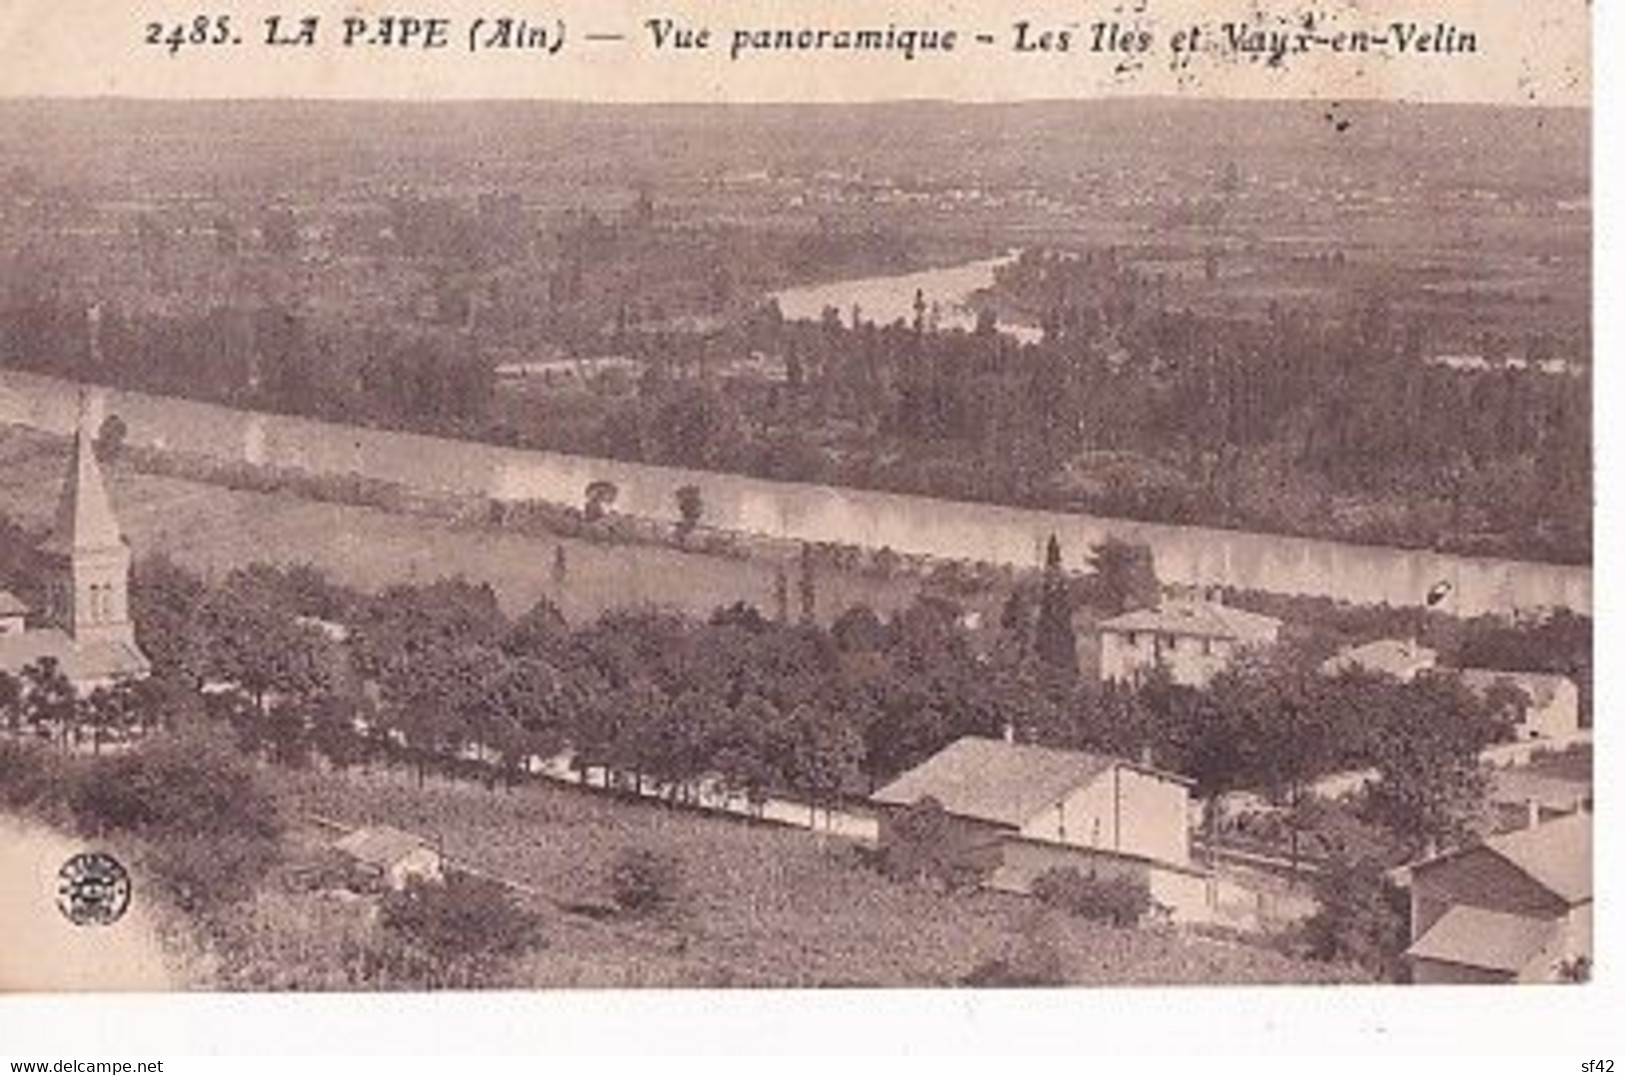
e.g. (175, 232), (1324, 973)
(44, 417), (125, 558)
(41, 399), (134, 647)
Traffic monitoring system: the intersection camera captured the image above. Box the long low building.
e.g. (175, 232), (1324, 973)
(871, 736), (1212, 922)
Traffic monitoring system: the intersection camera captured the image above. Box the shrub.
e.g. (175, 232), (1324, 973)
(960, 921), (1068, 988)
(143, 830), (284, 913)
(68, 727), (283, 912)
(607, 846), (684, 916)
(1031, 866), (1151, 928)
(882, 797), (985, 890)
(0, 737), (70, 818)
(674, 484), (704, 538)
(380, 870), (542, 975)
(70, 726), (280, 840)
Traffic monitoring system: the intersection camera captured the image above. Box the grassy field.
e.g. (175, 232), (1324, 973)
(262, 764), (1363, 989)
(0, 425), (930, 625)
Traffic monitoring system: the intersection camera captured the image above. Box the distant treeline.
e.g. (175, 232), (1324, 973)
(0, 242), (1589, 563)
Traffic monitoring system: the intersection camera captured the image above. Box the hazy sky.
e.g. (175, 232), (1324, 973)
(0, 0), (1591, 106)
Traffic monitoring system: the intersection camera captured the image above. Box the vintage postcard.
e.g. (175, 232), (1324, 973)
(0, 0), (1604, 1054)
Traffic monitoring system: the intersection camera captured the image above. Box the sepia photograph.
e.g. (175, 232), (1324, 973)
(0, 0), (1607, 1056)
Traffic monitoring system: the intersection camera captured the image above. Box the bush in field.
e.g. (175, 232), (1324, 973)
(70, 726), (280, 839)
(143, 830), (285, 913)
(380, 871), (542, 984)
(0, 737), (71, 819)
(960, 920), (1068, 988)
(607, 846), (684, 917)
(882, 796), (983, 890)
(1031, 867), (1151, 928)
(68, 726), (283, 911)
(674, 484), (704, 539)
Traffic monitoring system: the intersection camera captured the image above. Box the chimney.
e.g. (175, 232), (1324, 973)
(1527, 798), (1542, 830)
(1002, 721), (1016, 745)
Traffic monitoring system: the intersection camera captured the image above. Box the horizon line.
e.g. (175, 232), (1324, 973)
(0, 92), (1592, 111)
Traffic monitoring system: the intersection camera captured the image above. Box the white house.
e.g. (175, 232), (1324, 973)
(1459, 669), (1582, 741)
(1098, 599), (1281, 688)
(871, 736), (1210, 921)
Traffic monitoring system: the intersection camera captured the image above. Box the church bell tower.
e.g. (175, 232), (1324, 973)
(40, 404), (136, 649)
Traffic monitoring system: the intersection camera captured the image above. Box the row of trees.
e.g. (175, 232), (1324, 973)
(95, 545), (1517, 862)
(0, 659), (170, 753)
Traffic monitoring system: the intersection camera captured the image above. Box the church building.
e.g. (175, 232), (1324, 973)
(0, 411), (151, 692)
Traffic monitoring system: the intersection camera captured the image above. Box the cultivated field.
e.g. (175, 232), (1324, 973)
(266, 764), (1363, 989)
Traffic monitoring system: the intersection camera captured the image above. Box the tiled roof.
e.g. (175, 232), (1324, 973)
(872, 737), (1121, 828)
(333, 825), (437, 869)
(1099, 601), (1280, 642)
(1406, 905), (1559, 973)
(0, 628), (151, 683)
(1411, 812), (1591, 905)
(1481, 813), (1592, 903)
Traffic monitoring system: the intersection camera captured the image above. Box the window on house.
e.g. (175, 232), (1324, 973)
(1202, 638), (1213, 656)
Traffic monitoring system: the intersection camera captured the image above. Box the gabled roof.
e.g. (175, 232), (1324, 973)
(1413, 812), (1591, 905)
(1321, 638), (1437, 680)
(1406, 905), (1559, 974)
(1099, 601), (1280, 642)
(333, 825), (437, 869)
(872, 736), (1177, 828)
(0, 589), (28, 618)
(0, 628), (151, 683)
(39, 422), (125, 558)
(1479, 813), (1591, 903)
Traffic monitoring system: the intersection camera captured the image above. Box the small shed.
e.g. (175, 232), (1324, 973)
(332, 825), (444, 891)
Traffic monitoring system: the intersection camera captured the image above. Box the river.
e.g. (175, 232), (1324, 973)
(769, 253), (1045, 344)
(0, 369), (1591, 618)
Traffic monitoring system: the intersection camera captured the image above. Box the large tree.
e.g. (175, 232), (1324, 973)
(1362, 674), (1498, 856)
(1084, 538), (1159, 615)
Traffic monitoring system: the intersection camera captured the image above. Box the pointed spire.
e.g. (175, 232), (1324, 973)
(42, 395), (124, 556)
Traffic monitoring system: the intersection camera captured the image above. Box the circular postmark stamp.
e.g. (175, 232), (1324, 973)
(56, 851), (132, 927)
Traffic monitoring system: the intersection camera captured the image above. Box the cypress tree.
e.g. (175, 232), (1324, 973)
(1035, 534), (1077, 681)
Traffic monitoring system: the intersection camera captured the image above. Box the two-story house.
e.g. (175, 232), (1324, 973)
(1097, 599), (1281, 688)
